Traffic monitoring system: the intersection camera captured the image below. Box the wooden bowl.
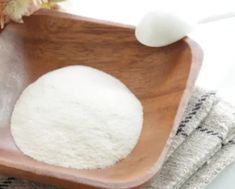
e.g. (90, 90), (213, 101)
(0, 10), (202, 189)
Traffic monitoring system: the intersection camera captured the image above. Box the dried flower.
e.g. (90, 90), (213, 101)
(0, 0), (64, 29)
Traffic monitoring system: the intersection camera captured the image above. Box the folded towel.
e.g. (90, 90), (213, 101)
(1, 88), (235, 189)
(182, 138), (235, 189)
(168, 88), (217, 156)
(146, 88), (235, 189)
(0, 177), (57, 189)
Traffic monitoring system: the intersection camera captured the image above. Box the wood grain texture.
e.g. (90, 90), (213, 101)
(0, 10), (202, 189)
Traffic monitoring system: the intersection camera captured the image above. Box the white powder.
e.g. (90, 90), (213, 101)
(11, 65), (143, 169)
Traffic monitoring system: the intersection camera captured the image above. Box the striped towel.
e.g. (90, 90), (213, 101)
(147, 88), (235, 189)
(1, 87), (235, 189)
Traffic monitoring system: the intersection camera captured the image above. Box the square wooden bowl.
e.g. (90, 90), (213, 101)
(0, 10), (202, 189)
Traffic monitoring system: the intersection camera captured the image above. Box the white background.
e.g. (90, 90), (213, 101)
(60, 1), (235, 188)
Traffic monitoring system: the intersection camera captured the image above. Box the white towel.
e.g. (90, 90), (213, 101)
(182, 139), (235, 189)
(168, 88), (217, 156)
(146, 89), (235, 189)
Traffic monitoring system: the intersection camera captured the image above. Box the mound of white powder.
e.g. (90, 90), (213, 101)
(11, 66), (143, 169)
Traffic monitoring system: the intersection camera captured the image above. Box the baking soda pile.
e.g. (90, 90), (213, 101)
(11, 66), (143, 169)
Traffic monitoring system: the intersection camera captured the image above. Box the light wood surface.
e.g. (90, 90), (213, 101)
(0, 10), (202, 189)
